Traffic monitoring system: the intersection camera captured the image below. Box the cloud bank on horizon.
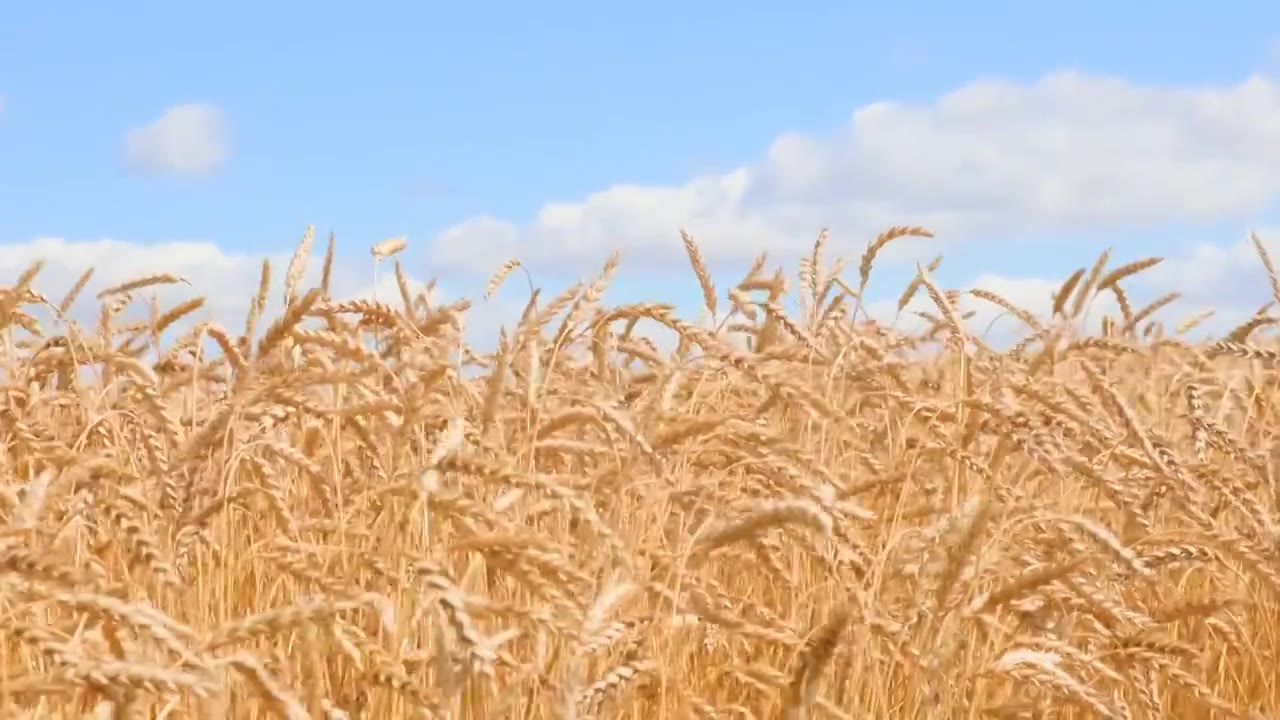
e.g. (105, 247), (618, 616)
(430, 72), (1280, 272)
(5, 69), (1280, 348)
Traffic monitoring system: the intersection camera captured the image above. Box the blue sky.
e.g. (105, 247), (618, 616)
(5, 2), (1280, 343)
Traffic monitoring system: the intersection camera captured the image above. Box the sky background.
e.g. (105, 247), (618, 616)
(5, 1), (1280, 346)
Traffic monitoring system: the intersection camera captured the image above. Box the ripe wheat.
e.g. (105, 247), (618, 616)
(0, 227), (1277, 718)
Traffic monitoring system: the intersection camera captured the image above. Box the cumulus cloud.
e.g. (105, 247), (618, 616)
(0, 237), (255, 321)
(1142, 230), (1280, 305)
(4, 232), (1273, 363)
(430, 72), (1280, 272)
(346, 270), (437, 306)
(123, 103), (229, 177)
(0, 236), (528, 354)
(862, 230), (1280, 348)
(1131, 229), (1280, 335)
(864, 271), (1118, 348)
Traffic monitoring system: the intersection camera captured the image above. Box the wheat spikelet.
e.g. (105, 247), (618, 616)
(96, 274), (189, 300)
(484, 258), (524, 300)
(370, 235), (407, 261)
(782, 607), (849, 719)
(680, 230), (718, 319)
(282, 224), (316, 309)
(693, 498), (832, 556)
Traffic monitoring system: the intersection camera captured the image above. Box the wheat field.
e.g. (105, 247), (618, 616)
(0, 225), (1278, 719)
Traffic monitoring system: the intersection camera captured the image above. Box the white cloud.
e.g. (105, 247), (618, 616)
(1135, 229), (1280, 336)
(346, 269), (436, 306)
(1143, 231), (1280, 304)
(5, 232), (1274, 364)
(861, 232), (1280, 348)
(344, 265), (529, 347)
(847, 230), (1279, 346)
(123, 103), (228, 177)
(0, 237), (254, 321)
(430, 71), (1280, 272)
(865, 272), (1086, 347)
(0, 236), (526, 353)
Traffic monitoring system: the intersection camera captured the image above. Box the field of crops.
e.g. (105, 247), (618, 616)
(1, 226), (1277, 718)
